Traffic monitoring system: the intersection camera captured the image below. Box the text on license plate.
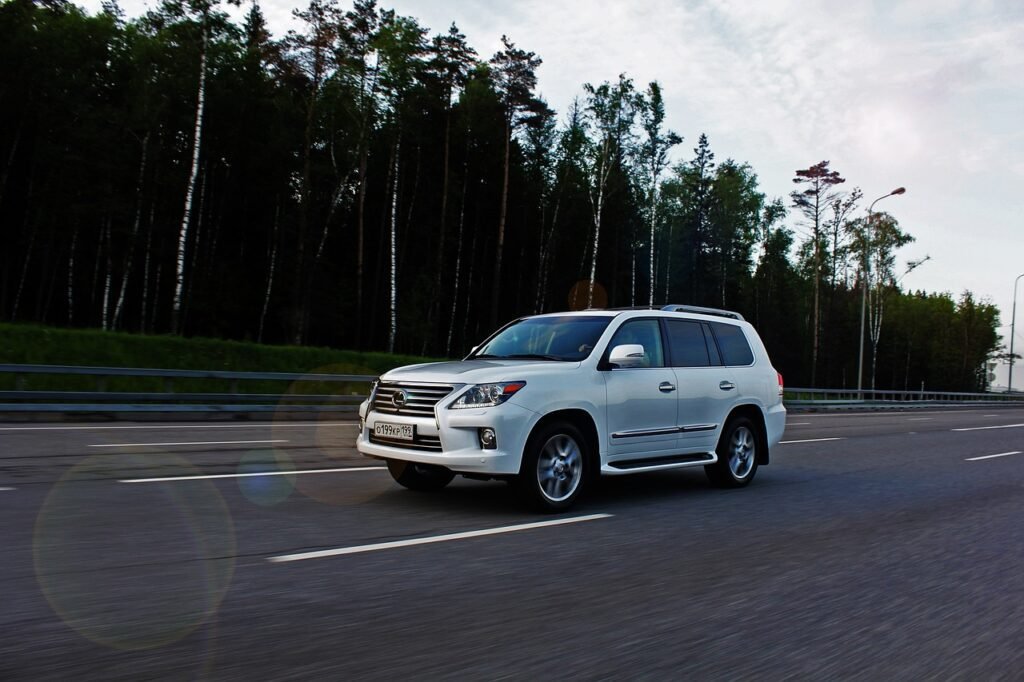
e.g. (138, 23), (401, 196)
(374, 422), (414, 441)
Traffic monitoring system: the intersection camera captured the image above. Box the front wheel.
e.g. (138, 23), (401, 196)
(705, 416), (760, 488)
(386, 459), (455, 491)
(517, 422), (589, 512)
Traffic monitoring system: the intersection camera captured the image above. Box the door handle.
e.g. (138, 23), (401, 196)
(659, 382), (676, 393)
(719, 381), (736, 391)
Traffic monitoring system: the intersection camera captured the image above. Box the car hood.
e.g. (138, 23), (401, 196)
(380, 359), (580, 384)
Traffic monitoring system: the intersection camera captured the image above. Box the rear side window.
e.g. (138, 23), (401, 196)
(710, 322), (754, 366)
(665, 319), (710, 367)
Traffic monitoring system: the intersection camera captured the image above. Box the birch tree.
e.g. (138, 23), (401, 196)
(582, 74), (638, 308)
(637, 81), (680, 307)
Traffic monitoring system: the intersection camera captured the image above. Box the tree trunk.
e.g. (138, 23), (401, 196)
(139, 204), (155, 333)
(356, 148), (368, 347)
(113, 131), (150, 329)
(446, 136), (471, 357)
(258, 199), (280, 343)
(171, 18), (209, 334)
(388, 134), (401, 353)
(491, 119), (511, 327)
(66, 226), (77, 325)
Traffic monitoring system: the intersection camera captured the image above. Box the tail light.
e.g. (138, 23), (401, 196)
(777, 371), (784, 398)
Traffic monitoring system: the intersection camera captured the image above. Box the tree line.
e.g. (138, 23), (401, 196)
(0, 0), (1001, 390)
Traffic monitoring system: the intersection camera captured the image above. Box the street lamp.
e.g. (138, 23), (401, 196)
(858, 187), (906, 392)
(1010, 273), (1024, 393)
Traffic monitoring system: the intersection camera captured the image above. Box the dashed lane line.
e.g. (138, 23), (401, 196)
(952, 424), (1024, 432)
(89, 439), (288, 448)
(965, 451), (1023, 462)
(779, 437), (844, 445)
(120, 466), (386, 483)
(268, 514), (614, 563)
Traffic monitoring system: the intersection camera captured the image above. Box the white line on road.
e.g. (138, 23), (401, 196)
(120, 466), (386, 483)
(89, 439), (289, 448)
(952, 424), (1024, 432)
(965, 451), (1023, 462)
(907, 417), (933, 421)
(779, 437), (844, 444)
(0, 422), (359, 432)
(786, 422), (811, 426)
(268, 514), (613, 563)
(0, 487), (14, 491)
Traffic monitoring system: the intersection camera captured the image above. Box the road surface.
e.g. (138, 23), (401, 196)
(2, 408), (1024, 679)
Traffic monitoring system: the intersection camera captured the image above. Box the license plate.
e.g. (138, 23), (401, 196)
(374, 422), (414, 441)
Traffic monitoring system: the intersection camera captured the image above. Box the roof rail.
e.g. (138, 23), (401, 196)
(661, 304), (745, 321)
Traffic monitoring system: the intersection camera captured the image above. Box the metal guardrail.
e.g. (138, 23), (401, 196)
(0, 364), (376, 413)
(785, 387), (1024, 409)
(0, 364), (1022, 414)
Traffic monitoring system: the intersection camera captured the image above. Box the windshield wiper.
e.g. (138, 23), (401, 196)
(504, 354), (563, 361)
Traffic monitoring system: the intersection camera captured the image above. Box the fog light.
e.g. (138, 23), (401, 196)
(359, 417), (365, 432)
(479, 427), (497, 450)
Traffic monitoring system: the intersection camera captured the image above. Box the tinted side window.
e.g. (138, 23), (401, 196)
(665, 319), (710, 367)
(608, 319), (665, 368)
(702, 323), (722, 365)
(710, 322), (754, 366)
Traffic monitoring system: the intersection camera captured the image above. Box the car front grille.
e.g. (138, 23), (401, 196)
(369, 432), (443, 452)
(373, 382), (454, 416)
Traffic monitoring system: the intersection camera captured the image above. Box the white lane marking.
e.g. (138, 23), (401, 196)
(268, 514), (614, 563)
(965, 451), (1023, 462)
(907, 418), (933, 421)
(787, 422), (811, 426)
(984, 415), (999, 417)
(0, 487), (14, 491)
(120, 466), (385, 483)
(0, 422), (359, 432)
(779, 437), (844, 444)
(953, 423), (1024, 432)
(89, 439), (288, 448)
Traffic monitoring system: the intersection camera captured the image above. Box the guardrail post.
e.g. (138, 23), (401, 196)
(230, 379), (239, 395)
(164, 378), (174, 393)
(96, 377), (107, 393)
(16, 373), (25, 391)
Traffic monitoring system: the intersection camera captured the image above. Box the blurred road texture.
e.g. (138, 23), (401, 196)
(2, 408), (1024, 679)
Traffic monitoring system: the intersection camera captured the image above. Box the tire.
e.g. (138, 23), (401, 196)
(705, 416), (760, 488)
(386, 459), (455, 491)
(517, 421), (589, 512)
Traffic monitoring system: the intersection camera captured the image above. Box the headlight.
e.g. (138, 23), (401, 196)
(449, 381), (526, 409)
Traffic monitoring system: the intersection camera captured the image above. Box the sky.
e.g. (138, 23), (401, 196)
(81, 0), (1024, 386)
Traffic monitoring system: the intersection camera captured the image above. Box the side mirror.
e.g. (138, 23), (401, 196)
(608, 344), (646, 369)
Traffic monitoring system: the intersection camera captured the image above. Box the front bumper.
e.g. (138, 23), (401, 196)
(356, 400), (536, 476)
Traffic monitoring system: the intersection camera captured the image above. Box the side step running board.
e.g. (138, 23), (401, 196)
(609, 453), (715, 470)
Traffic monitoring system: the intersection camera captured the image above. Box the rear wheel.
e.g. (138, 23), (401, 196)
(705, 416), (760, 488)
(517, 421), (589, 512)
(386, 459), (455, 491)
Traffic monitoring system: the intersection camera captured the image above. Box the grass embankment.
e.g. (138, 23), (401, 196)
(0, 323), (439, 395)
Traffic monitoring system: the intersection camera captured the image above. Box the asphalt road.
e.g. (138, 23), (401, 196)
(2, 408), (1024, 679)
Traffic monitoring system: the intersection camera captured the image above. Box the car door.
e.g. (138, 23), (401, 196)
(664, 319), (737, 453)
(603, 318), (679, 462)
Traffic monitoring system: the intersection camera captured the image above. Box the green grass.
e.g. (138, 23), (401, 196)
(0, 323), (441, 395)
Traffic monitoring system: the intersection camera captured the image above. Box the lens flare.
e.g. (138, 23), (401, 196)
(33, 454), (236, 651)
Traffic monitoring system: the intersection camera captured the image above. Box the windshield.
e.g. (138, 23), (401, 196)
(471, 316), (612, 362)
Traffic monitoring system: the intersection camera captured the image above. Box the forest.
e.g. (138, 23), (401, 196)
(0, 0), (1002, 390)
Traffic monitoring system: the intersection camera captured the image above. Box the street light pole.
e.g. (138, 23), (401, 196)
(1010, 273), (1024, 393)
(858, 187), (906, 393)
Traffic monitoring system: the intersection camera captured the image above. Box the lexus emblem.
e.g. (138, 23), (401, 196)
(391, 389), (408, 409)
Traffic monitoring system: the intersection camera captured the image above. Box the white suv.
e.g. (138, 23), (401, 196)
(356, 305), (785, 511)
